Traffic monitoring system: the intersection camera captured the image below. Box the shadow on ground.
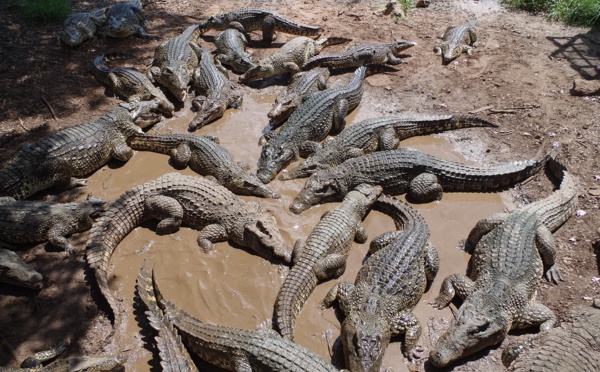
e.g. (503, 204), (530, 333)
(547, 24), (600, 79)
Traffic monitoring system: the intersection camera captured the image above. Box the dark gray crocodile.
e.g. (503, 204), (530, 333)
(502, 300), (600, 371)
(93, 53), (175, 116)
(189, 48), (242, 131)
(322, 194), (438, 371)
(128, 133), (280, 199)
(214, 28), (254, 73)
(275, 183), (382, 340)
(85, 172), (290, 331)
(281, 113), (499, 180)
(257, 66), (367, 184)
(239, 36), (350, 83)
(433, 20), (478, 63)
(148, 24), (201, 102)
(99, 0), (148, 39)
(57, 9), (107, 46)
(290, 147), (556, 214)
(0, 101), (160, 200)
(429, 159), (578, 368)
(303, 40), (416, 70)
(199, 8), (322, 44)
(0, 248), (43, 290)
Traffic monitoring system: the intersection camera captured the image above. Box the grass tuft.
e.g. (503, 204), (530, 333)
(21, 0), (71, 23)
(502, 0), (600, 27)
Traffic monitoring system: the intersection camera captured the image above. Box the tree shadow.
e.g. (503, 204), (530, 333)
(546, 24), (600, 80)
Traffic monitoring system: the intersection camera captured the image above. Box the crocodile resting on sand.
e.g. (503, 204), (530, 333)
(57, 9), (107, 46)
(433, 20), (478, 63)
(214, 28), (255, 73)
(99, 0), (148, 39)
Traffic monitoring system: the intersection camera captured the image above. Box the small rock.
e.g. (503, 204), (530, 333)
(416, 0), (431, 8)
(571, 78), (600, 96)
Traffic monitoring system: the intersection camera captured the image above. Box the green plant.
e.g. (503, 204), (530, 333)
(396, 0), (413, 17)
(502, 0), (600, 26)
(21, 0), (71, 23)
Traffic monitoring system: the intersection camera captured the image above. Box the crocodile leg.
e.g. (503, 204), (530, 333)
(144, 195), (184, 234)
(233, 352), (252, 372)
(169, 143), (192, 168)
(354, 222), (368, 243)
(465, 46), (474, 56)
(465, 213), (509, 253)
(261, 15), (277, 43)
(424, 242), (440, 282)
(197, 223), (228, 252)
(47, 225), (78, 254)
(389, 311), (421, 360)
(110, 138), (135, 162)
(501, 334), (540, 367)
(432, 273), (476, 309)
(315, 253), (347, 281)
(369, 230), (402, 254)
(322, 281), (354, 313)
(408, 173), (443, 202)
(299, 141), (322, 157)
(331, 98), (350, 132)
(513, 301), (557, 331)
(386, 52), (406, 65)
(536, 224), (564, 284)
(378, 125), (400, 150)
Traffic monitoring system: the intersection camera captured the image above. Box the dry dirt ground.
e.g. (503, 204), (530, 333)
(0, 0), (599, 370)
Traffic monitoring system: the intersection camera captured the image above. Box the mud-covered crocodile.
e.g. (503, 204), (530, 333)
(214, 28), (255, 73)
(281, 113), (499, 180)
(128, 133), (279, 198)
(429, 158), (578, 368)
(275, 183), (382, 340)
(239, 36), (350, 82)
(290, 147), (556, 214)
(199, 8), (322, 44)
(433, 20), (478, 63)
(93, 53), (175, 115)
(99, 0), (148, 39)
(257, 66), (367, 184)
(322, 195), (439, 371)
(0, 101), (160, 200)
(86, 172), (290, 330)
(303, 40), (416, 70)
(57, 9), (107, 46)
(189, 48), (242, 130)
(502, 300), (600, 371)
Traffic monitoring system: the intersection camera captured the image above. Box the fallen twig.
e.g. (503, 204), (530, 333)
(18, 116), (26, 131)
(41, 96), (58, 121)
(468, 105), (494, 114)
(489, 109), (517, 114)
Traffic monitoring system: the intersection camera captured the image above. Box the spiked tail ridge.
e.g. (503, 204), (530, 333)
(317, 36), (352, 48)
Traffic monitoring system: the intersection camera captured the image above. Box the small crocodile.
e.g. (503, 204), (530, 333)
(322, 195), (439, 371)
(0, 101), (160, 200)
(303, 40), (416, 70)
(93, 53), (175, 116)
(57, 9), (107, 47)
(502, 300), (600, 371)
(199, 8), (322, 44)
(429, 159), (578, 368)
(148, 24), (202, 102)
(128, 133), (280, 198)
(86, 172), (290, 329)
(239, 36), (350, 83)
(0, 248), (43, 290)
(290, 147), (556, 214)
(257, 66), (367, 184)
(214, 28), (255, 73)
(281, 113), (499, 180)
(433, 20), (478, 63)
(275, 183), (382, 340)
(189, 48), (242, 131)
(99, 0), (148, 39)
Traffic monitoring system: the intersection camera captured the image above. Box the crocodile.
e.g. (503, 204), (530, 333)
(189, 48), (242, 131)
(57, 9), (107, 47)
(128, 133), (280, 199)
(322, 194), (439, 371)
(428, 158), (578, 368)
(0, 101), (160, 200)
(239, 36), (350, 83)
(433, 20), (478, 64)
(85, 172), (290, 329)
(257, 66), (367, 184)
(275, 183), (382, 340)
(0, 248), (43, 290)
(99, 0), (148, 39)
(93, 53), (175, 116)
(502, 300), (600, 371)
(290, 147), (556, 214)
(148, 24), (202, 102)
(303, 40), (416, 70)
(199, 8), (322, 44)
(281, 113), (499, 180)
(214, 28), (255, 73)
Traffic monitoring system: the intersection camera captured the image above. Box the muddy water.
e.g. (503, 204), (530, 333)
(82, 95), (505, 371)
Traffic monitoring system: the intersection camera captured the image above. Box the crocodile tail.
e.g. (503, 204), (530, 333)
(539, 157), (578, 232)
(372, 194), (425, 234)
(128, 133), (183, 155)
(318, 36), (352, 48)
(450, 115), (498, 128)
(93, 53), (135, 74)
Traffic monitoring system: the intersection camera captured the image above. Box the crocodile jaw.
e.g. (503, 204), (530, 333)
(289, 173), (341, 214)
(0, 249), (43, 290)
(242, 207), (291, 264)
(257, 145), (294, 184)
(342, 312), (391, 372)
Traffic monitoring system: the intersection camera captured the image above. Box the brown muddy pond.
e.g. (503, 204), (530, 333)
(83, 95), (505, 371)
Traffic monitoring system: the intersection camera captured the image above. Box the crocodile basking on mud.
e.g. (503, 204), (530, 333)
(257, 66), (367, 184)
(99, 0), (148, 39)
(275, 183), (382, 340)
(86, 172), (290, 330)
(0, 248), (43, 290)
(199, 8), (322, 44)
(214, 28), (255, 73)
(322, 195), (439, 371)
(281, 113), (499, 180)
(128, 133), (279, 198)
(434, 20), (478, 63)
(290, 147), (556, 214)
(57, 9), (107, 46)
(429, 158), (578, 368)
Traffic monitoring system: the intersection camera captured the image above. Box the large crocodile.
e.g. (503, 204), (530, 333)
(148, 24), (201, 102)
(0, 101), (160, 200)
(214, 28), (255, 73)
(429, 159), (578, 368)
(502, 300), (600, 371)
(303, 40), (416, 70)
(322, 195), (439, 371)
(257, 66), (367, 184)
(290, 147), (556, 214)
(86, 172), (290, 330)
(99, 0), (148, 39)
(0, 248), (43, 290)
(275, 183), (382, 340)
(93, 53), (175, 116)
(281, 113), (499, 180)
(433, 20), (478, 64)
(189, 48), (242, 131)
(239, 36), (350, 83)
(128, 133), (280, 198)
(57, 9), (107, 46)
(199, 8), (322, 44)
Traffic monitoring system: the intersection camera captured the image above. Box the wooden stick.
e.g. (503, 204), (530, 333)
(468, 105), (493, 114)
(41, 96), (58, 121)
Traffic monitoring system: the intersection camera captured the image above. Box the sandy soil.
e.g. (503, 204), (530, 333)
(0, 0), (599, 370)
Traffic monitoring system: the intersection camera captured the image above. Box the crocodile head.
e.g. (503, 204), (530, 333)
(279, 148), (338, 181)
(152, 64), (191, 102)
(238, 202), (291, 264)
(239, 63), (276, 83)
(429, 293), (511, 367)
(257, 144), (295, 184)
(189, 97), (227, 131)
(104, 4), (143, 38)
(0, 248), (43, 290)
(231, 55), (255, 74)
(267, 94), (296, 124)
(433, 43), (462, 64)
(74, 197), (107, 230)
(232, 174), (281, 199)
(200, 15), (228, 31)
(57, 27), (90, 47)
(289, 169), (347, 214)
(391, 39), (417, 55)
(342, 311), (391, 372)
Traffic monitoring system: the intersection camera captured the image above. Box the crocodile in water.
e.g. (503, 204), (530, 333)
(99, 0), (148, 38)
(57, 9), (107, 46)
(433, 20), (478, 63)
(214, 28), (255, 73)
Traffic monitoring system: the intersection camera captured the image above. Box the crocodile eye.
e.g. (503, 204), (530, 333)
(314, 183), (331, 195)
(468, 321), (489, 335)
